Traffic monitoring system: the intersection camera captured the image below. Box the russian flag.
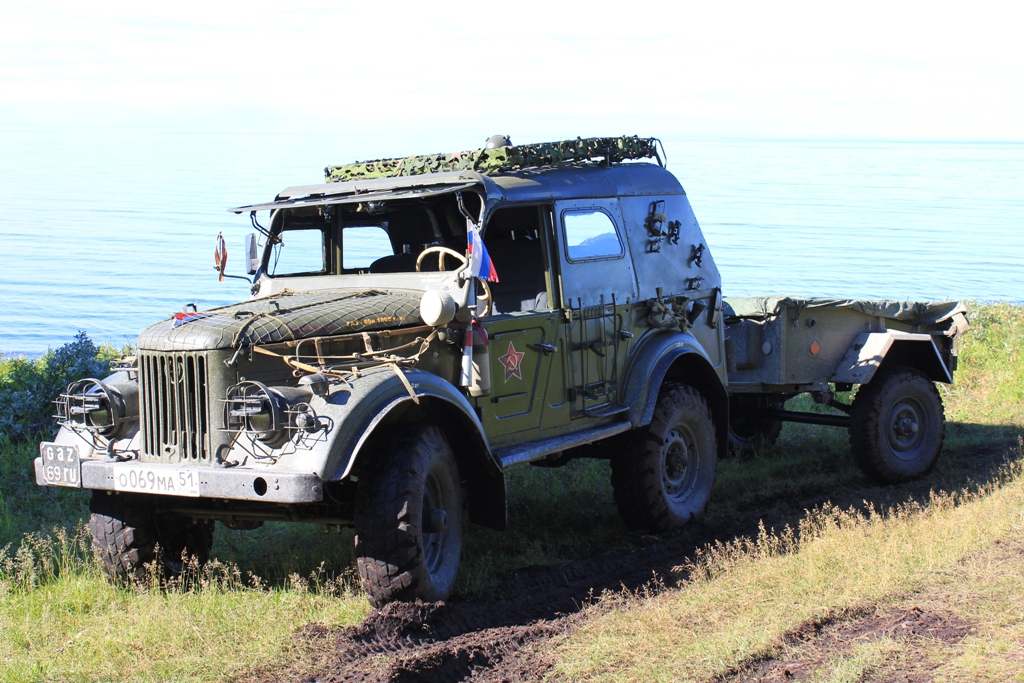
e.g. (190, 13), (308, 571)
(466, 219), (499, 283)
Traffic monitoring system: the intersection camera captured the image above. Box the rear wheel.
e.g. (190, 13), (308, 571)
(728, 396), (783, 455)
(849, 367), (945, 483)
(89, 492), (214, 584)
(611, 384), (717, 531)
(354, 424), (463, 607)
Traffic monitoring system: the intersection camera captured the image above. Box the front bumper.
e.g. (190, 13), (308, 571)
(34, 457), (324, 503)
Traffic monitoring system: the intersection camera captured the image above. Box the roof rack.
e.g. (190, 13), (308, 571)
(324, 136), (663, 183)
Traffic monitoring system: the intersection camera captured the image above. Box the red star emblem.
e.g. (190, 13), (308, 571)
(499, 341), (526, 382)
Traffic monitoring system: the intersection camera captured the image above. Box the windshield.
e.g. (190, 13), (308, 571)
(342, 225), (393, 270)
(260, 190), (483, 279)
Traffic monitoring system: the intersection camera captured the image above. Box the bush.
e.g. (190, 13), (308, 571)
(0, 332), (115, 442)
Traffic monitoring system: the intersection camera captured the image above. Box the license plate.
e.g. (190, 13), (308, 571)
(112, 465), (201, 497)
(39, 442), (82, 487)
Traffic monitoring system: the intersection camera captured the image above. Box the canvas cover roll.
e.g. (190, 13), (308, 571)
(723, 296), (967, 326)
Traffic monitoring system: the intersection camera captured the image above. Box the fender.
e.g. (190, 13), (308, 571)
(323, 367), (507, 530)
(621, 329), (729, 461)
(831, 331), (953, 386)
(622, 330), (721, 426)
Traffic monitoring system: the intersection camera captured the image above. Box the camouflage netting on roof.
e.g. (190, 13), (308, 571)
(724, 296), (967, 326)
(325, 136), (661, 182)
(136, 289), (424, 352)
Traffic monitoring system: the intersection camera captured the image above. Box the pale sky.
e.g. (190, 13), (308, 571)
(2, 0), (1022, 140)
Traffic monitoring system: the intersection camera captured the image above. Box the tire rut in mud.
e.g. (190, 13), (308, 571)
(243, 516), (748, 683)
(244, 442), (1015, 683)
(710, 605), (976, 682)
(245, 510), (815, 683)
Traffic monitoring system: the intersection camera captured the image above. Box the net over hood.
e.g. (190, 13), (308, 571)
(136, 289), (424, 352)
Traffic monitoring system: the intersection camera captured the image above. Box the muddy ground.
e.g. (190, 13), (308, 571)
(715, 605), (975, 683)
(240, 440), (1015, 683)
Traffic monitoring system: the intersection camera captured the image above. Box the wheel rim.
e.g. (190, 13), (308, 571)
(886, 398), (925, 460)
(661, 425), (699, 502)
(421, 469), (450, 575)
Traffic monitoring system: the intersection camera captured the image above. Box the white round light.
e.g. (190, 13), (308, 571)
(420, 289), (457, 327)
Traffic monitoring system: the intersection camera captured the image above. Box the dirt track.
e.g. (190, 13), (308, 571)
(241, 442), (1013, 683)
(715, 605), (975, 682)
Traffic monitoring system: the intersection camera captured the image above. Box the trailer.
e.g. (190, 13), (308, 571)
(725, 296), (968, 481)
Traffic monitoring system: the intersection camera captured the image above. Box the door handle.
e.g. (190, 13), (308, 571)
(527, 342), (558, 355)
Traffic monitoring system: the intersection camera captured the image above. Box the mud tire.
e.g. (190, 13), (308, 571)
(355, 424), (464, 608)
(849, 367), (945, 484)
(611, 384), (717, 531)
(89, 492), (214, 584)
(728, 396), (784, 455)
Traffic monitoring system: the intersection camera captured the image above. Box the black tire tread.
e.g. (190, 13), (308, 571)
(727, 396), (784, 455)
(355, 424), (460, 608)
(611, 383), (716, 531)
(849, 367), (945, 484)
(89, 492), (213, 583)
(728, 417), (783, 455)
(90, 494), (156, 583)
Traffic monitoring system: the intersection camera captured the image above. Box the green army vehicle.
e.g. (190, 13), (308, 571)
(35, 136), (968, 606)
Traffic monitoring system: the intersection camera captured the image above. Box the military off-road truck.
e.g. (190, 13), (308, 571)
(35, 137), (968, 606)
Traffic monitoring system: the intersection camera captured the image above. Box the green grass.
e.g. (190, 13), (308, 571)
(458, 456), (627, 593)
(1, 303), (1021, 682)
(0, 438), (90, 547)
(0, 530), (368, 683)
(946, 302), (1024, 426)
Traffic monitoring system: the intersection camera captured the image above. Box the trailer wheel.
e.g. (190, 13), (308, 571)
(728, 397), (784, 455)
(355, 424), (463, 608)
(611, 384), (717, 531)
(89, 492), (214, 584)
(849, 367), (945, 484)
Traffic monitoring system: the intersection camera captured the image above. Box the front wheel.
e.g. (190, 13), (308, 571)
(849, 367), (945, 483)
(611, 383), (717, 531)
(354, 424), (464, 607)
(89, 492), (214, 584)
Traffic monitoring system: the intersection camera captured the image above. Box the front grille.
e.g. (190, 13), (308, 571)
(140, 352), (212, 464)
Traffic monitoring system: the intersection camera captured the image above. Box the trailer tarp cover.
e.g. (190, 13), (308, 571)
(724, 297), (967, 326)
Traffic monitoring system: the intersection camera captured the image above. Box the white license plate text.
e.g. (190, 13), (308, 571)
(112, 466), (201, 497)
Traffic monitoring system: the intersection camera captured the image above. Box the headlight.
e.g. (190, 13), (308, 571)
(223, 381), (319, 447)
(57, 378), (138, 439)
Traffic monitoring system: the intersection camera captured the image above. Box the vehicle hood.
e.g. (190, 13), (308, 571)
(136, 288), (424, 352)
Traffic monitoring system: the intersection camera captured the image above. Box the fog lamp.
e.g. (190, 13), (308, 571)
(224, 381), (285, 444)
(224, 381), (321, 447)
(57, 379), (137, 439)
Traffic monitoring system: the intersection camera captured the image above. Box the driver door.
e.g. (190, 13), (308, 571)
(476, 206), (562, 445)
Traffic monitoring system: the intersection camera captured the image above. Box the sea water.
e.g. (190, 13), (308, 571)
(1, 126), (1021, 356)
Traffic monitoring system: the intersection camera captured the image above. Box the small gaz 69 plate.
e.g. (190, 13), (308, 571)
(39, 442), (81, 487)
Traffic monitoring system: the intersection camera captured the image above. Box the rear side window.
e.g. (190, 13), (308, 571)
(269, 228), (326, 276)
(343, 225), (393, 270)
(563, 209), (623, 261)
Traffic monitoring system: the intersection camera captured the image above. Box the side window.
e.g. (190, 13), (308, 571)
(269, 228), (326, 276)
(343, 225), (393, 270)
(563, 210), (623, 261)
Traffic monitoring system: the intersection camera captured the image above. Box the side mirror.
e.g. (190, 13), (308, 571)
(245, 233), (260, 275)
(214, 232), (257, 283)
(215, 233), (227, 282)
